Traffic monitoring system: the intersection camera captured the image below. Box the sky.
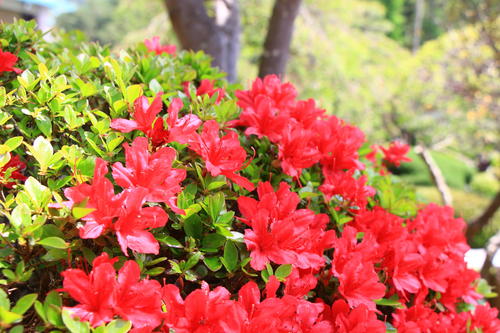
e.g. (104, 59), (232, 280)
(19, 0), (77, 14)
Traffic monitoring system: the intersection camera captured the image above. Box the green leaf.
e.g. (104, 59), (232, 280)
(23, 177), (51, 210)
(204, 192), (225, 222)
(476, 278), (498, 298)
(38, 237), (68, 249)
(2, 269), (16, 281)
(183, 215), (202, 240)
(45, 291), (62, 308)
(63, 105), (85, 129)
(203, 257), (222, 272)
(124, 84), (143, 104)
(35, 116), (52, 138)
(0, 307), (22, 325)
(145, 257), (167, 266)
(12, 294), (37, 315)
(0, 86), (6, 107)
(28, 136), (53, 173)
(221, 241), (238, 273)
(201, 233), (226, 250)
(4, 137), (23, 152)
(72, 206), (96, 219)
(62, 309), (90, 333)
(275, 264), (293, 280)
(75, 79), (97, 97)
(375, 294), (402, 307)
(46, 304), (63, 327)
(159, 236), (183, 248)
(10, 203), (31, 230)
(9, 325), (24, 333)
(43, 292), (63, 327)
(105, 319), (132, 333)
(145, 267), (165, 276)
(185, 252), (202, 270)
(0, 289), (10, 310)
(34, 300), (46, 323)
(207, 180), (226, 191)
(216, 211), (234, 226)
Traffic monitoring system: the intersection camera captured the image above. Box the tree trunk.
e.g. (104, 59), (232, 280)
(258, 0), (302, 78)
(164, 0), (240, 82)
(412, 0), (425, 53)
(467, 190), (500, 244)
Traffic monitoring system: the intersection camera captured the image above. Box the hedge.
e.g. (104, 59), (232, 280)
(0, 20), (499, 333)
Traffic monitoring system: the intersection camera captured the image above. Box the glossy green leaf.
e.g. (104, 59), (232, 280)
(38, 237), (68, 249)
(11, 293), (37, 315)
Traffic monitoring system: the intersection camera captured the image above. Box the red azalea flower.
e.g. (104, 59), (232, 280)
(189, 120), (254, 191)
(352, 207), (407, 256)
(61, 253), (118, 327)
(64, 158), (123, 239)
(470, 303), (500, 333)
(112, 136), (186, 213)
(329, 300), (385, 333)
(238, 181), (300, 225)
(111, 93), (164, 135)
(331, 227), (385, 310)
(144, 36), (176, 55)
(229, 95), (289, 142)
(283, 268), (318, 298)
(315, 116), (366, 172)
(64, 157), (169, 255)
(61, 253), (163, 329)
(286, 98), (325, 129)
(235, 74), (297, 111)
(162, 281), (247, 333)
(0, 49), (22, 74)
(238, 279), (332, 333)
(0, 155), (27, 188)
(278, 123), (321, 178)
(112, 260), (164, 328)
(195, 79), (225, 104)
(380, 141), (412, 167)
(337, 255), (386, 310)
(111, 94), (201, 146)
(239, 182), (334, 270)
(319, 169), (375, 210)
(113, 188), (168, 255)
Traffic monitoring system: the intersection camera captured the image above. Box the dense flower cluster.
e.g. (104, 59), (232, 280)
(61, 253), (164, 328)
(237, 181), (335, 270)
(233, 75), (372, 211)
(64, 136), (185, 255)
(58, 75), (500, 332)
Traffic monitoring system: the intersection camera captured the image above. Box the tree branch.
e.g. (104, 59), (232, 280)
(258, 0), (302, 78)
(480, 230), (500, 309)
(467, 190), (500, 244)
(415, 146), (453, 207)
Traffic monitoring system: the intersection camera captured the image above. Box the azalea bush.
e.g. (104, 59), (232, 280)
(0, 20), (499, 333)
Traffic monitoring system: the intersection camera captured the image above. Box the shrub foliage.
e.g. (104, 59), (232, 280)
(0, 20), (499, 332)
